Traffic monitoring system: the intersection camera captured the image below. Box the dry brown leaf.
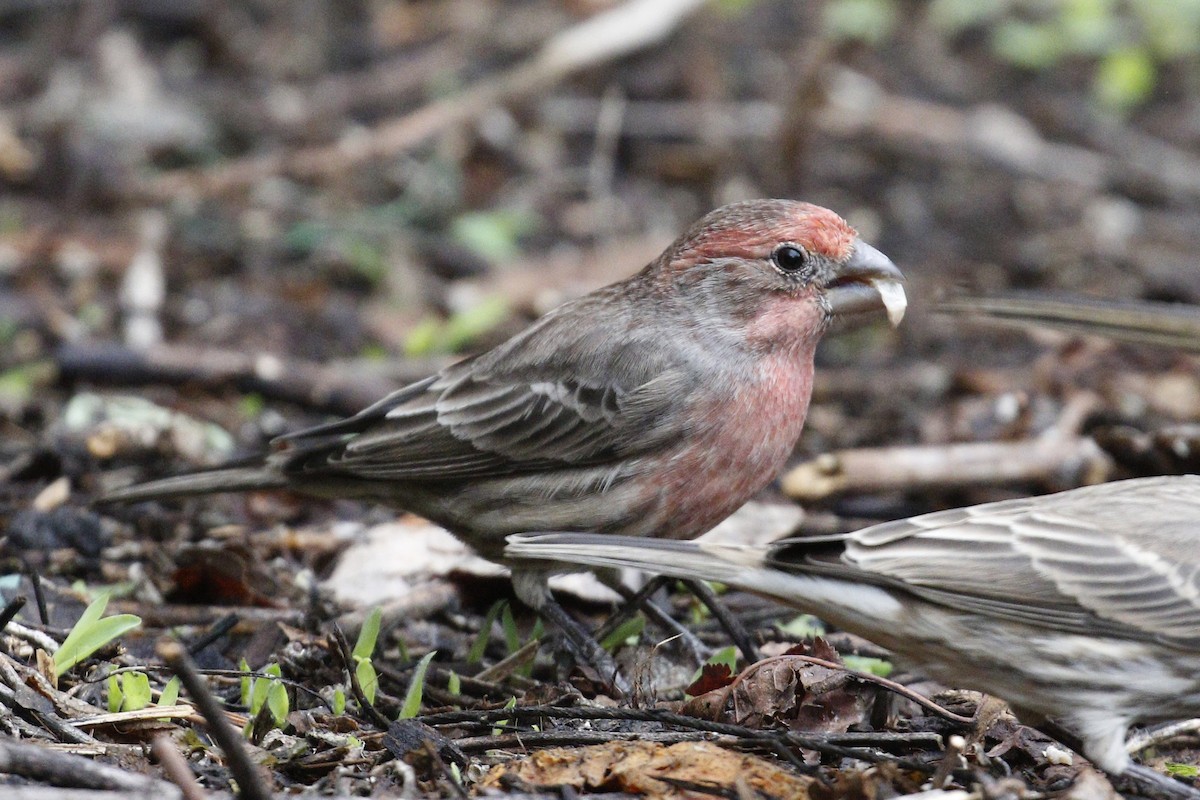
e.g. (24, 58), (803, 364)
(479, 740), (817, 798)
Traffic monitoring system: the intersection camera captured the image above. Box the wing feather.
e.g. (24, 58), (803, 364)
(276, 308), (693, 481)
(777, 476), (1200, 645)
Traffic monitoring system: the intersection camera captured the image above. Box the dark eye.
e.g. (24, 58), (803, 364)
(772, 244), (807, 272)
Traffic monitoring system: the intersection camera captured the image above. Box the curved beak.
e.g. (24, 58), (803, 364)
(825, 239), (907, 327)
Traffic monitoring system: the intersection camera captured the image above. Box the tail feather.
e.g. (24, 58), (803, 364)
(505, 533), (765, 584)
(99, 467), (289, 504)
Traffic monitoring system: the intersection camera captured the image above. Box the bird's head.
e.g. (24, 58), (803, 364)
(656, 199), (906, 350)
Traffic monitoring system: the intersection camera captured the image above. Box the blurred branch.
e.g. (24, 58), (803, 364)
(782, 395), (1113, 502)
(138, 0), (708, 200)
(539, 74), (1200, 206)
(55, 342), (445, 416)
(938, 293), (1200, 353)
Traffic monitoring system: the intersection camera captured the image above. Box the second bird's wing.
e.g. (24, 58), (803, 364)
(804, 476), (1200, 645)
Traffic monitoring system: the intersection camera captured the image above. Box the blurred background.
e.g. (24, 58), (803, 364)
(1, 1), (1200, 792)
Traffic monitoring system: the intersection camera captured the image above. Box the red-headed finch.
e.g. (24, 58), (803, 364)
(507, 475), (1200, 797)
(102, 199), (905, 634)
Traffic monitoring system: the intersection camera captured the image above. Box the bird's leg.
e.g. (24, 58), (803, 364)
(680, 578), (760, 663)
(509, 568), (629, 696)
(534, 597), (630, 696)
(593, 573), (708, 663)
(592, 573), (759, 663)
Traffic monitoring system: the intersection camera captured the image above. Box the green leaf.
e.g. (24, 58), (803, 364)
(447, 671), (461, 696)
(107, 675), (123, 713)
(121, 672), (152, 711)
(332, 688), (346, 716)
(52, 593), (143, 677)
(991, 20), (1066, 69)
(689, 646), (739, 686)
(442, 296), (510, 352)
(239, 658), (252, 707)
(356, 658), (378, 706)
(158, 676), (181, 707)
(823, 0), (898, 44)
(1094, 47), (1156, 111)
(450, 210), (536, 262)
(398, 651), (437, 719)
(599, 613), (645, 652)
(492, 695), (516, 737)
(1060, 0), (1120, 55)
(776, 614), (826, 639)
(843, 655), (894, 677)
(500, 603), (521, 654)
(354, 607), (383, 662)
(250, 664), (280, 716)
(267, 680), (289, 726)
(926, 0), (1003, 35)
(403, 317), (443, 357)
(342, 237), (387, 285)
(467, 601), (506, 664)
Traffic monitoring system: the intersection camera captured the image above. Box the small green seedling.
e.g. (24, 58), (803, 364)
(599, 614), (645, 652)
(398, 651), (437, 719)
(352, 607), (383, 705)
(467, 600), (507, 664)
(241, 661), (289, 735)
(159, 676), (181, 706)
(843, 655), (894, 677)
(53, 593), (142, 678)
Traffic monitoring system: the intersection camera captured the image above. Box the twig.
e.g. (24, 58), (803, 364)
(136, 0), (707, 199)
(186, 614), (240, 655)
(55, 342), (426, 418)
(28, 568), (47, 626)
(152, 733), (209, 800)
(330, 627), (391, 731)
(782, 396), (1112, 502)
(419, 704), (939, 769)
(0, 655), (99, 745)
(4, 621), (60, 653)
(453, 728), (726, 752)
(474, 638), (540, 684)
(0, 737), (179, 796)
(1125, 719), (1200, 755)
(0, 595), (27, 632)
(421, 739), (468, 800)
(158, 640), (274, 800)
(930, 733), (967, 789)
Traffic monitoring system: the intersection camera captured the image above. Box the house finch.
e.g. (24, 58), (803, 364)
(103, 199), (905, 635)
(506, 475), (1200, 796)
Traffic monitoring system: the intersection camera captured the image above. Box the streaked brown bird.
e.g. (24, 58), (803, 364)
(507, 476), (1200, 797)
(101, 199), (905, 670)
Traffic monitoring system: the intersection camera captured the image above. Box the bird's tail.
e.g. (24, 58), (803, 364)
(99, 467), (289, 504)
(505, 533), (767, 584)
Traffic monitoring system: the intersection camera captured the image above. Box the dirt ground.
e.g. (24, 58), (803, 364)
(2, 1), (1200, 798)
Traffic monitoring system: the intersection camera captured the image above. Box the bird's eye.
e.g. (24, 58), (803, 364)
(771, 244), (808, 272)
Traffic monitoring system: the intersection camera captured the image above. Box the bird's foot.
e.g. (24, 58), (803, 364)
(537, 597), (630, 697)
